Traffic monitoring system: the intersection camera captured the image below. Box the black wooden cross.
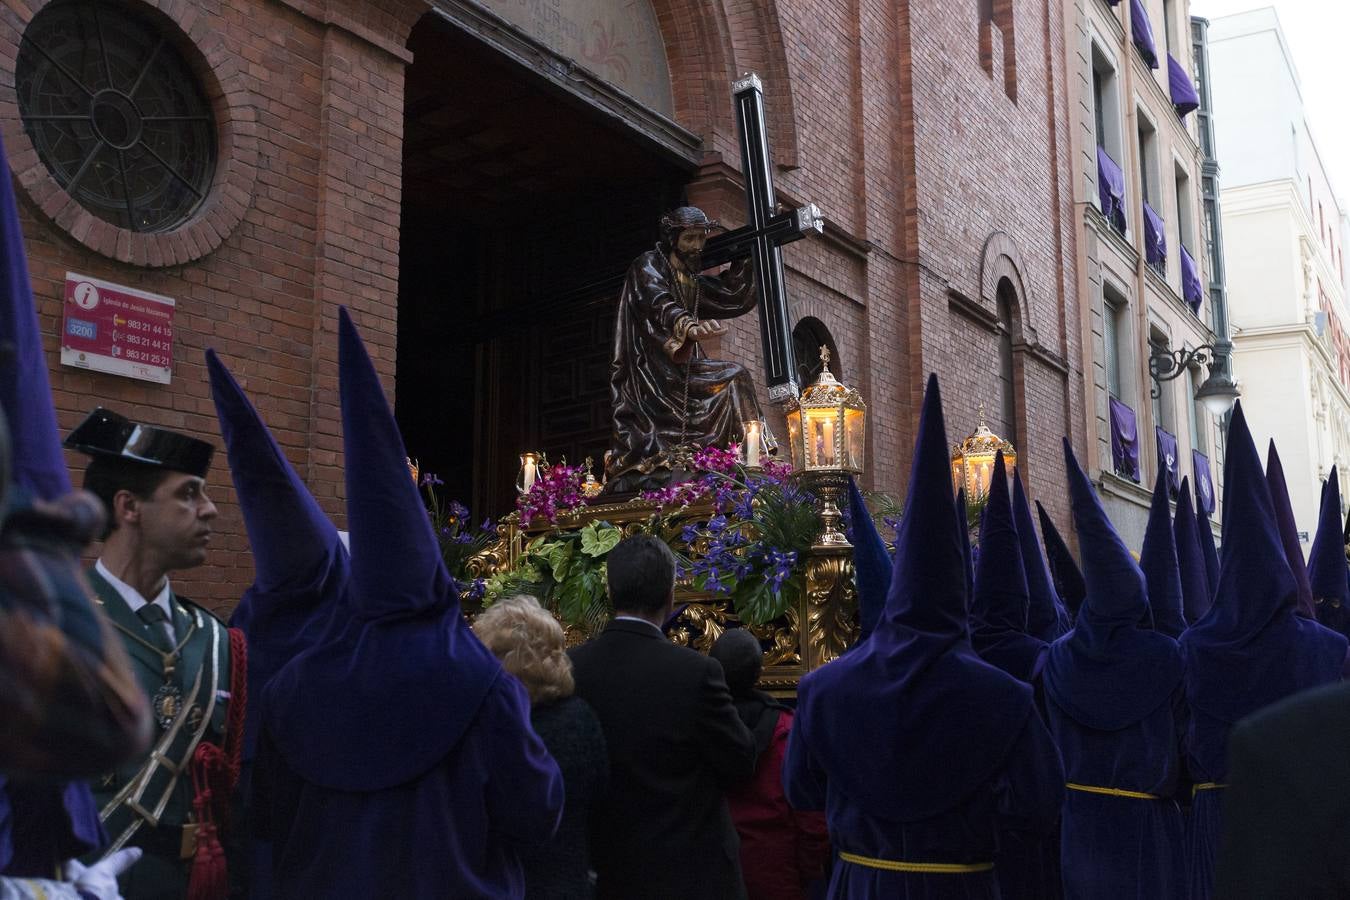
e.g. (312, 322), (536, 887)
(701, 73), (822, 403)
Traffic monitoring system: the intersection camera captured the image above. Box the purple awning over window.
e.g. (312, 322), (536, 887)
(1097, 146), (1127, 234)
(1110, 397), (1141, 482)
(1193, 450), (1215, 515)
(1168, 54), (1200, 117)
(1180, 245), (1203, 314)
(1131, 0), (1159, 69)
(1157, 426), (1179, 497)
(1143, 201), (1167, 267)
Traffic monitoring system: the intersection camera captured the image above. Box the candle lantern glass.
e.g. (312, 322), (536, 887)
(517, 451), (541, 495)
(784, 347), (867, 548)
(950, 416), (1016, 500)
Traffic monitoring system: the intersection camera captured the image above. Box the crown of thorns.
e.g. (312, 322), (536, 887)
(659, 207), (723, 242)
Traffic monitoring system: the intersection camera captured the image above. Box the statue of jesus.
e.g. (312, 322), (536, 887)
(605, 206), (770, 493)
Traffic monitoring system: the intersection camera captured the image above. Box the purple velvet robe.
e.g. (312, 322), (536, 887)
(253, 675), (562, 899)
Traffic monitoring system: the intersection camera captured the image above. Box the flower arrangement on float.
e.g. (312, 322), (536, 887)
(415, 446), (898, 628)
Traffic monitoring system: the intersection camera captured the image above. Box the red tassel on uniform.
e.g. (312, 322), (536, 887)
(186, 630), (247, 900)
(187, 742), (230, 900)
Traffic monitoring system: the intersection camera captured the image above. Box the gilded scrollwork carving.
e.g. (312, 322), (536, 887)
(803, 548), (859, 667)
(747, 619), (801, 667)
(667, 602), (731, 654)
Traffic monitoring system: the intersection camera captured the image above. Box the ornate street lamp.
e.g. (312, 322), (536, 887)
(951, 411), (1016, 500)
(1148, 343), (1240, 416)
(785, 347), (866, 547)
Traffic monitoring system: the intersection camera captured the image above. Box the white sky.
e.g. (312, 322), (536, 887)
(1190, 0), (1350, 204)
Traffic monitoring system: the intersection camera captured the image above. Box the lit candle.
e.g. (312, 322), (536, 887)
(520, 452), (539, 494)
(745, 421), (762, 468)
(821, 417), (835, 466)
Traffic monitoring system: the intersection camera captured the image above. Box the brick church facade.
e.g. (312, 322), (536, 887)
(1, 0), (1086, 612)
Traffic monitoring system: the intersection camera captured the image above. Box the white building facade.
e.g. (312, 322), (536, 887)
(1209, 8), (1350, 546)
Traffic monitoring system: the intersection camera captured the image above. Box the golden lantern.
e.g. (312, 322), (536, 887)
(950, 409), (1016, 500)
(785, 347), (867, 547)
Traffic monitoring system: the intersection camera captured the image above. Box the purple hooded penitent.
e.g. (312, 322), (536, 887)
(1037, 500), (1086, 621)
(1043, 438), (1186, 898)
(784, 375), (1063, 898)
(0, 129), (104, 876)
(957, 487), (975, 606)
(207, 349), (349, 762)
(1174, 478), (1211, 624)
(1139, 466), (1187, 638)
(1307, 468), (1350, 640)
(1266, 441), (1316, 619)
(847, 476), (890, 646)
(971, 452), (1048, 684)
(1012, 469), (1070, 640)
(1195, 477), (1221, 602)
(1180, 401), (1347, 899)
(255, 308), (562, 898)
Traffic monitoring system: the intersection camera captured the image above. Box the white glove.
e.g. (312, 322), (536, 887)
(62, 847), (142, 900)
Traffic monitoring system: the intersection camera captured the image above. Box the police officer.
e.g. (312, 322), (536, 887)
(66, 409), (245, 900)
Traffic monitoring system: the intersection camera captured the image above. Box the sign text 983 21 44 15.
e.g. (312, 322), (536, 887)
(60, 272), (175, 385)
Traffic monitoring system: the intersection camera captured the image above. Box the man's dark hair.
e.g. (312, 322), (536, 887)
(82, 457), (172, 540)
(709, 628), (764, 698)
(607, 534), (676, 615)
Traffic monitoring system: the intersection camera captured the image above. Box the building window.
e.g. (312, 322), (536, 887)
(1150, 331), (1175, 436)
(15, 1), (217, 233)
(1139, 112), (1166, 274)
(1092, 45), (1127, 235)
(1188, 365), (1207, 455)
(979, 0), (1017, 101)
(1137, 112), (1160, 207)
(997, 281), (1019, 449)
(1162, 0), (1176, 56)
(1104, 289), (1130, 400)
(1174, 163), (1194, 252)
(1091, 45), (1124, 162)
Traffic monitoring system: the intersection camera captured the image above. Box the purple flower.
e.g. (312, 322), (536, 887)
(766, 547), (797, 593)
(448, 501), (470, 520)
(451, 532), (474, 545)
(883, 516), (902, 539)
(479, 518), (496, 534)
(420, 472), (444, 488)
(707, 514), (728, 534)
(680, 524), (701, 545)
(704, 569), (728, 594)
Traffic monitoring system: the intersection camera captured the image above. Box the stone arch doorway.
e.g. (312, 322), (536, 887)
(395, 6), (699, 519)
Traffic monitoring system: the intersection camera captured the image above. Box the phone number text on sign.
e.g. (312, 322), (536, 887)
(60, 272), (175, 385)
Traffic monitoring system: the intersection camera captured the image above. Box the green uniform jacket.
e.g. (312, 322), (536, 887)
(85, 567), (234, 900)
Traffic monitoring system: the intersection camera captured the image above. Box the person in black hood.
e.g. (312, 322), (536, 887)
(710, 629), (829, 900)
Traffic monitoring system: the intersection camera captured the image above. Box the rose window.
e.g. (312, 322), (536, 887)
(16, 1), (216, 233)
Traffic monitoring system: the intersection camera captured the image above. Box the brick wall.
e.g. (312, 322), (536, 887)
(3, 0), (1083, 613)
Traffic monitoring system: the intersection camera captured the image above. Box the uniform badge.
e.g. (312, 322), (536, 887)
(152, 683), (184, 730)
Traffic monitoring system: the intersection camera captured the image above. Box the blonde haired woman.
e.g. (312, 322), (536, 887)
(474, 595), (609, 899)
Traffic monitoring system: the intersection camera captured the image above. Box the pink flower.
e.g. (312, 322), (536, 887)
(518, 461), (589, 525)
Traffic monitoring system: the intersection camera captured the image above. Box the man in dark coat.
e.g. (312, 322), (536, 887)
(1216, 680), (1350, 899)
(569, 533), (757, 899)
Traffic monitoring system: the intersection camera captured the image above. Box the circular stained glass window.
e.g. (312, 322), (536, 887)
(15, 1), (216, 233)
